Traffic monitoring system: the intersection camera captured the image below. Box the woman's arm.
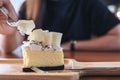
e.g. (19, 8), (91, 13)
(62, 24), (120, 51)
(0, 0), (24, 54)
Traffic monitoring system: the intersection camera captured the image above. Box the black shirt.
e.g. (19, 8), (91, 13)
(19, 0), (120, 43)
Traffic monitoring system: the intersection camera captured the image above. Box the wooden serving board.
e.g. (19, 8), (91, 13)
(66, 59), (120, 76)
(1, 59), (120, 80)
(0, 59), (79, 80)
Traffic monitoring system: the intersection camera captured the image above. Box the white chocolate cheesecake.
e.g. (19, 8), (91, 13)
(22, 29), (64, 72)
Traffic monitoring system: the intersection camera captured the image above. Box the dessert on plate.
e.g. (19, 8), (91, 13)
(18, 21), (64, 72)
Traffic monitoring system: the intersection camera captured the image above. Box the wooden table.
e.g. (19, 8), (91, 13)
(65, 51), (120, 80)
(64, 51), (120, 62)
(1, 50), (120, 80)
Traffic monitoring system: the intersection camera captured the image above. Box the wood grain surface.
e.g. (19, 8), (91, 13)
(0, 59), (80, 80)
(1, 59), (120, 80)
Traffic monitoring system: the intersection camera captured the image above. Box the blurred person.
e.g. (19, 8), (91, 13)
(0, 0), (120, 54)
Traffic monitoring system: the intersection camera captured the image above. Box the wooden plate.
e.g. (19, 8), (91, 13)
(1, 58), (120, 80)
(0, 59), (79, 80)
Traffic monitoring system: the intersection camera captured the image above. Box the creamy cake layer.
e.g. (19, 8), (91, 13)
(23, 48), (64, 68)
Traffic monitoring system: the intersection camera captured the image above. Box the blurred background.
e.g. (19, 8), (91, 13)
(101, 0), (120, 19)
(10, 0), (120, 19)
(10, 0), (25, 15)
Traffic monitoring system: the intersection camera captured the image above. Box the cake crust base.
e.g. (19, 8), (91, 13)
(23, 65), (64, 72)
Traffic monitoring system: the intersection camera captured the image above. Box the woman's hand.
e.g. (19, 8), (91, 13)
(0, 0), (18, 21)
(0, 0), (18, 35)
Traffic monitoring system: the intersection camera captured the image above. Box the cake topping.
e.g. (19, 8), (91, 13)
(17, 20), (35, 35)
(28, 29), (63, 47)
(19, 21), (63, 51)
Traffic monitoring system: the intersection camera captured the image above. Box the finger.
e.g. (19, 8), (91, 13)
(0, 10), (8, 20)
(1, 0), (18, 21)
(0, 20), (17, 35)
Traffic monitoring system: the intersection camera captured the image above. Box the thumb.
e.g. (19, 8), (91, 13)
(3, 0), (18, 21)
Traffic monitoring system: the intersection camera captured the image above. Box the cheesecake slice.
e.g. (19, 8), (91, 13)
(22, 29), (64, 72)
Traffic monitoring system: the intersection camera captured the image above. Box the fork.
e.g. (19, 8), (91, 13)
(0, 7), (17, 27)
